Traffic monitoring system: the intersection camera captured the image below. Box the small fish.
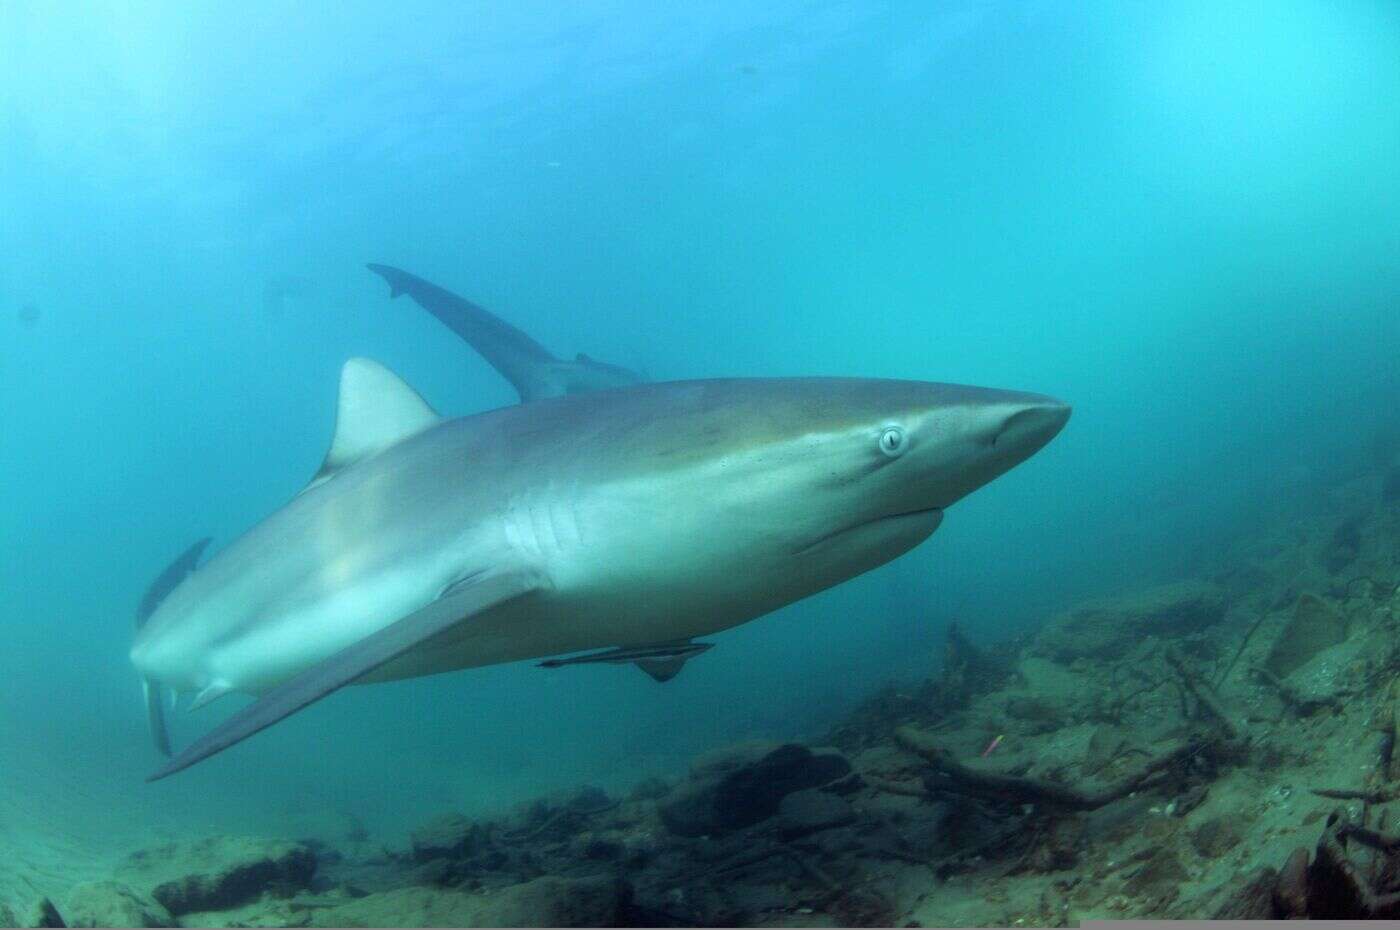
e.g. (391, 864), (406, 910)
(981, 734), (1005, 757)
(17, 303), (39, 327)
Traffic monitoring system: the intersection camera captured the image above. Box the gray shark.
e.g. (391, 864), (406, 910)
(132, 359), (1068, 780)
(366, 264), (643, 401)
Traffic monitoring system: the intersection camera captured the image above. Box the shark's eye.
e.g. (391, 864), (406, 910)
(879, 426), (907, 458)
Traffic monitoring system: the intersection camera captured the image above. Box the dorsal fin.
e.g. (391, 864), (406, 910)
(310, 358), (440, 487)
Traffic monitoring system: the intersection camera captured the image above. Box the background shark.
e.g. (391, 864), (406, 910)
(367, 263), (644, 401)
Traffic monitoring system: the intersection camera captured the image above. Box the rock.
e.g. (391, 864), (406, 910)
(618, 829), (663, 867)
(565, 785), (610, 811)
(63, 882), (173, 928)
(1325, 517), (1363, 574)
(1172, 783), (1210, 818)
(1191, 814), (1247, 858)
(775, 789), (855, 838)
(688, 740), (783, 780)
(311, 887), (473, 928)
(1035, 581), (1226, 662)
(628, 776), (672, 801)
(723, 883), (790, 918)
(27, 897), (66, 928)
(138, 836), (317, 916)
(659, 743), (852, 837)
(1263, 593), (1349, 680)
(1026, 818), (1082, 872)
(1083, 726), (1129, 776)
(410, 812), (485, 862)
(313, 875), (628, 928)
(1123, 848), (1188, 901)
(482, 875), (629, 927)
(657, 781), (724, 838)
(1082, 795), (1157, 845)
(412, 858), (467, 888)
(713, 744), (851, 826)
(1003, 694), (1065, 733)
(1211, 866), (1281, 919)
(571, 831), (624, 861)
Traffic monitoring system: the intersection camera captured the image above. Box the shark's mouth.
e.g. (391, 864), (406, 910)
(794, 507), (943, 557)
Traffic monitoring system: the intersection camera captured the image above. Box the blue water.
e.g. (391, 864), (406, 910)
(2, 0), (1399, 849)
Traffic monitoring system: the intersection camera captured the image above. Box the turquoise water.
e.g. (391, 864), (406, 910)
(2, 0), (1399, 857)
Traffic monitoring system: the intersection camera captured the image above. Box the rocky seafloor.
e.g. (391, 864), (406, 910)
(10, 463), (1400, 927)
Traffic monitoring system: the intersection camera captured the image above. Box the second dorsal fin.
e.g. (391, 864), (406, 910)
(310, 358), (440, 487)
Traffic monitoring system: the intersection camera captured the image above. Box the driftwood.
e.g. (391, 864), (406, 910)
(1309, 815), (1400, 917)
(1215, 610), (1269, 688)
(1163, 649), (1240, 738)
(862, 776), (926, 798)
(890, 648), (1240, 816)
(1311, 787), (1400, 804)
(1345, 575), (1400, 602)
(892, 726), (1203, 812)
(496, 800), (619, 843)
(1223, 813), (1400, 918)
(1273, 847), (1310, 917)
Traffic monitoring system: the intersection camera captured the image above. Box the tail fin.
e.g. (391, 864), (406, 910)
(136, 538), (211, 758)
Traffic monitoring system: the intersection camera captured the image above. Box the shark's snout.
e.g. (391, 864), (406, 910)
(993, 399), (1071, 456)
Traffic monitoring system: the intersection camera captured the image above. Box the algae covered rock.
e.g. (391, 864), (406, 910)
(1123, 847), (1189, 901)
(774, 788), (855, 838)
(63, 881), (173, 928)
(311, 886), (475, 927)
(313, 875), (628, 928)
(1190, 813), (1247, 858)
(479, 875), (629, 927)
(1082, 725), (1129, 776)
(410, 812), (485, 863)
(1263, 593), (1349, 680)
(128, 836), (316, 916)
(1003, 693), (1067, 733)
(659, 743), (852, 837)
(687, 739), (783, 780)
(1035, 580), (1227, 662)
(26, 897), (66, 928)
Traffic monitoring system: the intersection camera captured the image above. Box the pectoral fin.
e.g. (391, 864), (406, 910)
(137, 537), (213, 757)
(143, 679), (172, 757)
(147, 568), (544, 782)
(539, 640), (712, 683)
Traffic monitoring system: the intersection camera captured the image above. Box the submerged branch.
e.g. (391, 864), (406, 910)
(1310, 788), (1400, 804)
(893, 726), (1201, 812)
(1164, 649), (1240, 739)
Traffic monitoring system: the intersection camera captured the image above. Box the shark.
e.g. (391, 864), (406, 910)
(365, 263), (644, 401)
(131, 359), (1069, 781)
